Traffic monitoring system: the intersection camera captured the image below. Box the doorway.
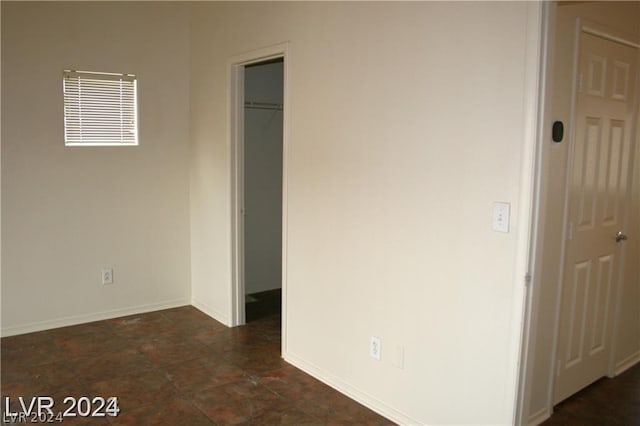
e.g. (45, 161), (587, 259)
(229, 43), (289, 331)
(553, 28), (638, 404)
(516, 4), (640, 423)
(243, 58), (284, 323)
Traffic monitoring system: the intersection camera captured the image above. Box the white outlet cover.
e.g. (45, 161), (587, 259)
(102, 269), (114, 285)
(492, 202), (510, 233)
(370, 336), (381, 360)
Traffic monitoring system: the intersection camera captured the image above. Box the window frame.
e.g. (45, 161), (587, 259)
(62, 70), (139, 147)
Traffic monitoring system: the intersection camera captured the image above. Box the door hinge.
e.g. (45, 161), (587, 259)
(567, 221), (574, 241)
(525, 273), (532, 287)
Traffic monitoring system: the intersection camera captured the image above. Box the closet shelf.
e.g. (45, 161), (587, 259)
(244, 101), (283, 111)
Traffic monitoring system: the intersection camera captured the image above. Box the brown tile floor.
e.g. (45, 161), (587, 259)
(542, 362), (640, 426)
(1, 306), (395, 425)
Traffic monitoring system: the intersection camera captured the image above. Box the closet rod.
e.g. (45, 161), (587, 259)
(244, 101), (283, 111)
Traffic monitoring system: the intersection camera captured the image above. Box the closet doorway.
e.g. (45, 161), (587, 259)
(229, 44), (288, 330)
(243, 58), (284, 323)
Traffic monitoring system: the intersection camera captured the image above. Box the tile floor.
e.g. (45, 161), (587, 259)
(1, 306), (395, 425)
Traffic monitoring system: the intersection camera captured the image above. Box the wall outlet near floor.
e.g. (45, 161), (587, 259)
(370, 336), (381, 360)
(101, 268), (114, 285)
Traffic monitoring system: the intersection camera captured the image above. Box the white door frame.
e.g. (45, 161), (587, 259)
(229, 42), (290, 343)
(514, 2), (555, 424)
(516, 6), (640, 423)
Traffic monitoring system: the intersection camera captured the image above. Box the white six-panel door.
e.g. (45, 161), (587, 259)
(554, 31), (638, 404)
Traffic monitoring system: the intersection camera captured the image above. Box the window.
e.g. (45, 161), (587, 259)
(63, 70), (138, 146)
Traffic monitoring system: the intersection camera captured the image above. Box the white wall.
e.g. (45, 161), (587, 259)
(1, 3), (3, 328)
(244, 62), (283, 295)
(1, 2), (192, 335)
(0, 2), (547, 423)
(526, 2), (640, 423)
(190, 2), (540, 424)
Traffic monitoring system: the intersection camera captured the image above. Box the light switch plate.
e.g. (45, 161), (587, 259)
(492, 202), (510, 233)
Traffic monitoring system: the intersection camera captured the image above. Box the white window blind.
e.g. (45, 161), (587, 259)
(63, 70), (138, 146)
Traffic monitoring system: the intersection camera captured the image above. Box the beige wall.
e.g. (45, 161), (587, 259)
(615, 85), (640, 371)
(1, 3), (3, 324)
(1, 2), (192, 335)
(1, 2), (546, 423)
(190, 2), (540, 424)
(527, 2), (640, 423)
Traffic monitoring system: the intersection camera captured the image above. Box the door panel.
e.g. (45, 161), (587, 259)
(554, 32), (638, 404)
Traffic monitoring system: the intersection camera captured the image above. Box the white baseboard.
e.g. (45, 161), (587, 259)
(191, 298), (229, 326)
(283, 351), (421, 426)
(527, 406), (551, 426)
(614, 350), (640, 375)
(1, 298), (190, 337)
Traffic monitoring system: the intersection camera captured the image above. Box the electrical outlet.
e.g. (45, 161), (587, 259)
(101, 269), (113, 285)
(492, 202), (510, 233)
(370, 336), (381, 360)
